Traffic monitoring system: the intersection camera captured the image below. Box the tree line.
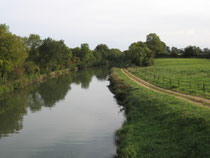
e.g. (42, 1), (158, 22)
(1, 23), (209, 84)
(0, 24), (154, 83)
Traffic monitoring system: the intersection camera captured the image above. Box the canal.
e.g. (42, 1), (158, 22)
(0, 68), (124, 158)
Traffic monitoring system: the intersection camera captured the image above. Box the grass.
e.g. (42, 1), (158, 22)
(109, 68), (210, 158)
(128, 58), (210, 99)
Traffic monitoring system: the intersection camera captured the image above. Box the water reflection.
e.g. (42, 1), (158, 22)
(0, 67), (111, 139)
(0, 66), (123, 158)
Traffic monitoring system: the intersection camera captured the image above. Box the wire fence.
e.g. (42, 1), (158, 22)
(132, 69), (210, 94)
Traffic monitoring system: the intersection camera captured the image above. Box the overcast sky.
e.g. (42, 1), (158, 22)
(1, 0), (210, 50)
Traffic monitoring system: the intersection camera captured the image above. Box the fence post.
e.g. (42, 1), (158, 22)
(203, 83), (205, 93)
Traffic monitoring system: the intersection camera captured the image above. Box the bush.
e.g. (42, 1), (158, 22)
(24, 61), (40, 75)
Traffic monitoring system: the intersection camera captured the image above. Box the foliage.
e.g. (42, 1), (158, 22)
(170, 47), (179, 57)
(24, 61), (40, 75)
(0, 24), (28, 82)
(128, 41), (154, 66)
(38, 38), (72, 72)
(183, 46), (202, 57)
(146, 33), (167, 57)
(24, 34), (43, 62)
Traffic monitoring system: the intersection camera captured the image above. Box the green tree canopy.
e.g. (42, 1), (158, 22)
(170, 47), (179, 57)
(128, 41), (154, 66)
(183, 46), (202, 57)
(24, 34), (42, 62)
(78, 43), (94, 67)
(146, 33), (167, 57)
(0, 24), (28, 81)
(38, 38), (72, 72)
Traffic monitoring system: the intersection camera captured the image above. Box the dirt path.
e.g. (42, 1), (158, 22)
(121, 69), (210, 108)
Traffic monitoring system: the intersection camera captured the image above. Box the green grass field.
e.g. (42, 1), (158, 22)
(109, 68), (210, 158)
(128, 58), (210, 99)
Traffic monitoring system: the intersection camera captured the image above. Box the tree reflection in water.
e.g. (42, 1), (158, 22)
(0, 67), (110, 138)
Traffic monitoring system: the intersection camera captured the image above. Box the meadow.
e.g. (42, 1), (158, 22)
(109, 68), (210, 158)
(128, 58), (210, 99)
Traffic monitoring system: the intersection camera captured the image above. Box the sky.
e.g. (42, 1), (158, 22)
(1, 0), (210, 50)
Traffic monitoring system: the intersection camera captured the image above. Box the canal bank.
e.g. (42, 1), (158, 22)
(0, 68), (74, 96)
(109, 68), (210, 158)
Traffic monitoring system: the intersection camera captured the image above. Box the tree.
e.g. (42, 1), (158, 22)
(79, 43), (94, 67)
(146, 33), (167, 57)
(0, 24), (28, 82)
(203, 48), (210, 54)
(170, 47), (179, 57)
(183, 46), (202, 57)
(38, 38), (72, 72)
(128, 41), (154, 66)
(94, 44), (110, 64)
(108, 48), (124, 63)
(24, 34), (42, 62)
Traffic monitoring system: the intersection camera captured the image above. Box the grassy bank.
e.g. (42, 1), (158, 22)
(0, 69), (71, 96)
(128, 58), (210, 99)
(109, 68), (210, 158)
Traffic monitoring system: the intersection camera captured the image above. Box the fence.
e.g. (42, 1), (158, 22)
(133, 69), (210, 94)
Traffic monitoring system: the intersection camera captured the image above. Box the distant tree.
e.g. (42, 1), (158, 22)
(0, 24), (28, 82)
(203, 48), (210, 54)
(79, 43), (94, 67)
(128, 41), (154, 66)
(94, 44), (109, 54)
(166, 46), (171, 54)
(146, 33), (167, 57)
(38, 38), (72, 72)
(170, 47), (179, 57)
(183, 46), (202, 57)
(108, 48), (124, 63)
(71, 47), (81, 57)
(178, 49), (184, 55)
(24, 34), (42, 62)
(202, 48), (210, 58)
(94, 44), (110, 63)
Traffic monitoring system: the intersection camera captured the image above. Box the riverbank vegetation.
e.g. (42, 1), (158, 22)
(1, 23), (210, 95)
(128, 58), (210, 99)
(109, 68), (210, 158)
(0, 24), (155, 94)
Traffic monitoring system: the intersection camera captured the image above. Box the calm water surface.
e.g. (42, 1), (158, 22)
(0, 68), (124, 158)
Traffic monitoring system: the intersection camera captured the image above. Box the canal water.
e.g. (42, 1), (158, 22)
(0, 68), (124, 158)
